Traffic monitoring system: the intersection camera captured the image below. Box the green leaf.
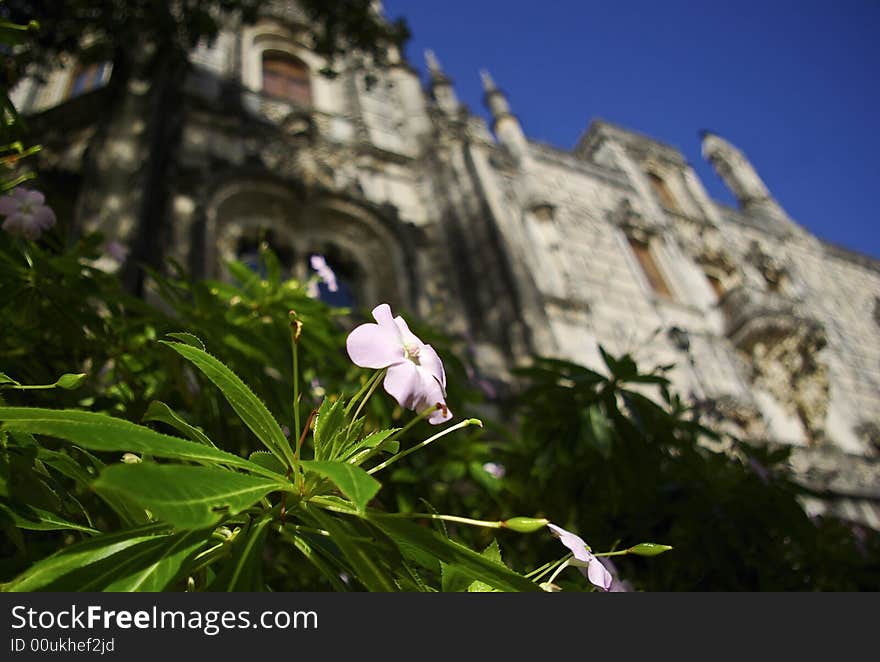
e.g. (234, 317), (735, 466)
(93, 464), (290, 530)
(165, 332), (206, 350)
(248, 451), (287, 475)
(1, 524), (169, 591)
(308, 507), (398, 592)
(55, 373), (87, 390)
(312, 397), (347, 461)
(160, 341), (292, 466)
(0, 373), (20, 386)
(0, 501), (99, 535)
(100, 529), (209, 591)
(469, 540), (505, 592)
(366, 514), (540, 592)
(301, 460), (381, 511)
(0, 408), (279, 479)
(342, 428), (400, 463)
(208, 516), (273, 591)
(143, 400), (216, 448)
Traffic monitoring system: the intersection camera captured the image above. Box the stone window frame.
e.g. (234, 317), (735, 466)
(241, 20), (322, 103)
(261, 50), (312, 107)
(622, 229), (675, 300)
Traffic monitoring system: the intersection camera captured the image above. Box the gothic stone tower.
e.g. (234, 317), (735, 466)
(13, 1), (880, 528)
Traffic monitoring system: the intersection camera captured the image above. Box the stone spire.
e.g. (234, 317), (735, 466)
(701, 131), (787, 220)
(480, 68), (527, 162)
(425, 49), (458, 114)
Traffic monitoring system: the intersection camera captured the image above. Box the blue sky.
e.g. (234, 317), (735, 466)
(383, 1), (880, 259)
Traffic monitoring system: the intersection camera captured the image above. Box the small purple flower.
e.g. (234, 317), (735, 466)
(482, 462), (506, 479)
(105, 240), (129, 264)
(548, 523), (613, 591)
(346, 303), (452, 425)
(0, 188), (56, 240)
(310, 254), (339, 292)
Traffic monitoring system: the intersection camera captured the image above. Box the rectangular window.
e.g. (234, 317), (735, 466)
(628, 237), (673, 299)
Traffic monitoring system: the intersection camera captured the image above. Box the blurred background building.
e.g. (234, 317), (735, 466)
(11, 1), (880, 526)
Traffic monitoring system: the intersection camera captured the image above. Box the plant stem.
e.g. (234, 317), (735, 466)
(593, 549), (630, 558)
(345, 370), (383, 415)
(288, 312), (303, 467)
(349, 370), (384, 427)
(546, 558), (572, 586)
(367, 418), (482, 475)
(378, 512), (504, 529)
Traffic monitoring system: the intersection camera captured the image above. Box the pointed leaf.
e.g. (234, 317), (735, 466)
(165, 332), (206, 350)
(93, 464), (289, 530)
(0, 501), (99, 535)
(208, 516), (273, 591)
(301, 460), (381, 511)
(160, 342), (292, 466)
(143, 400), (216, 448)
(0, 408), (279, 479)
(366, 514), (540, 592)
(309, 508), (398, 592)
(2, 524), (169, 591)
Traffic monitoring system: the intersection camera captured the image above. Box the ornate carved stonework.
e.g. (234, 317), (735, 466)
(745, 323), (829, 444)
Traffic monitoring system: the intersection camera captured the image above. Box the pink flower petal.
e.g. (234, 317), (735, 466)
(371, 303), (397, 329)
(419, 344), (447, 391)
(0, 196), (20, 216)
(426, 397), (453, 424)
(32, 205), (56, 230)
(346, 322), (404, 369)
(548, 523), (592, 564)
(10, 187), (30, 202)
(2, 214), (25, 236)
(23, 189), (45, 205)
(383, 361), (424, 410)
(393, 314), (422, 348)
(587, 559), (613, 592)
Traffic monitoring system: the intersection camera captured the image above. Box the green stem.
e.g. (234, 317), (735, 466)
(349, 369), (384, 427)
(377, 512), (504, 529)
(347, 405), (436, 466)
(345, 370), (384, 414)
(593, 549), (630, 558)
(526, 556), (569, 582)
(291, 320), (300, 448)
(546, 558), (572, 587)
(367, 418), (483, 475)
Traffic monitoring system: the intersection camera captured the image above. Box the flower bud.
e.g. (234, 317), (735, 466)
(626, 543), (673, 557)
(502, 517), (550, 533)
(121, 453), (141, 464)
(55, 373), (87, 390)
(539, 582), (561, 592)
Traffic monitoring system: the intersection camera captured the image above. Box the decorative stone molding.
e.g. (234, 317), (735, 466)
(744, 322), (830, 444)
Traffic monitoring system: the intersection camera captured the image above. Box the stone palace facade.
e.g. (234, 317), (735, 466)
(12, 3), (880, 526)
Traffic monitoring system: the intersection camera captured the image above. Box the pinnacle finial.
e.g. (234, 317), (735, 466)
(480, 69), (497, 92)
(425, 49), (443, 75)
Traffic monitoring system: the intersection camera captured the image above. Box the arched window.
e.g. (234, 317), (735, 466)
(261, 51), (311, 106)
(67, 61), (110, 98)
(647, 172), (680, 213)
